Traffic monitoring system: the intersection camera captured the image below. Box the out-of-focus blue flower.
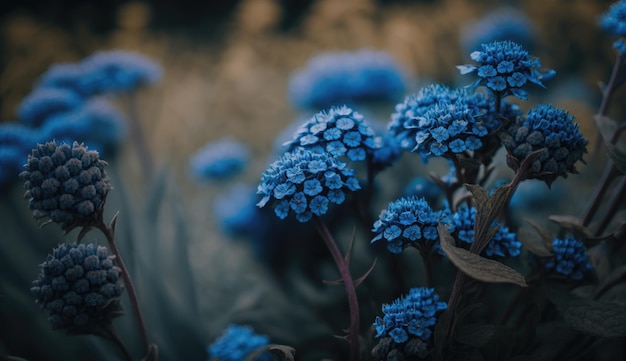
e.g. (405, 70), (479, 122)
(613, 38), (626, 55)
(257, 147), (360, 222)
(208, 324), (272, 361)
(460, 7), (536, 53)
(213, 183), (262, 236)
(500, 104), (588, 186)
(541, 236), (592, 281)
(374, 287), (447, 344)
(288, 49), (408, 109)
(37, 63), (86, 96)
(17, 88), (83, 127)
(371, 132), (403, 170)
(371, 196), (447, 254)
(283, 105), (379, 162)
(402, 176), (442, 205)
(457, 41), (555, 100)
(189, 138), (250, 181)
(600, 0), (626, 37)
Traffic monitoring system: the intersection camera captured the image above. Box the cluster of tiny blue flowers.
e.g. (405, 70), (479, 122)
(600, 0), (626, 37)
(374, 287), (447, 344)
(31, 243), (123, 330)
(460, 7), (536, 53)
(208, 324), (272, 361)
(17, 88), (82, 127)
(541, 236), (592, 281)
(257, 147), (360, 222)
(500, 104), (588, 184)
(189, 138), (250, 181)
(448, 205), (522, 258)
(457, 40), (555, 100)
(283, 106), (379, 162)
(288, 49), (408, 109)
(371, 196), (446, 254)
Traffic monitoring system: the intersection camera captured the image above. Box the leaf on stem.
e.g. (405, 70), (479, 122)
(594, 115), (626, 174)
(548, 215), (592, 238)
(517, 226), (553, 257)
(438, 225), (527, 287)
(465, 183), (510, 253)
(323, 258), (377, 288)
(524, 219), (554, 251)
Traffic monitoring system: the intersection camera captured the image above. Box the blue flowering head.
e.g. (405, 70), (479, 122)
(288, 49), (408, 109)
(37, 63), (86, 95)
(370, 132), (403, 170)
(371, 196), (445, 254)
(283, 105), (379, 162)
(460, 7), (536, 53)
(208, 324), (272, 361)
(374, 287), (447, 346)
(541, 236), (592, 281)
(457, 40), (555, 100)
(500, 104), (588, 185)
(213, 183), (262, 236)
(189, 137), (250, 181)
(20, 141), (112, 233)
(600, 1), (626, 37)
(31, 243), (123, 331)
(257, 147), (360, 222)
(18, 87), (83, 127)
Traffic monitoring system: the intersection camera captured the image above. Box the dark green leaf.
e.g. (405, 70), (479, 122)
(455, 324), (499, 346)
(245, 344), (296, 361)
(465, 183), (511, 253)
(562, 300), (626, 337)
(548, 215), (592, 238)
(517, 226), (552, 257)
(524, 219), (554, 251)
(438, 225), (527, 287)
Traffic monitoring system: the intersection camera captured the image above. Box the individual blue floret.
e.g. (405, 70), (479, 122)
(542, 236), (592, 281)
(207, 324), (272, 361)
(600, 0), (626, 37)
(17, 87), (83, 127)
(189, 138), (250, 181)
(460, 7), (536, 53)
(288, 49), (408, 109)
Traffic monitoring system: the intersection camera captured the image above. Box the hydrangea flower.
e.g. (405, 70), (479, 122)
(257, 147), (360, 222)
(371, 196), (447, 254)
(373, 287), (447, 345)
(213, 183), (262, 236)
(600, 0), (626, 37)
(30, 243), (123, 330)
(208, 324), (272, 361)
(541, 236), (592, 281)
(20, 141), (112, 232)
(17, 87), (83, 127)
(500, 104), (588, 185)
(448, 205), (522, 258)
(457, 40), (555, 100)
(288, 49), (408, 109)
(460, 7), (536, 53)
(283, 106), (379, 162)
(189, 138), (250, 181)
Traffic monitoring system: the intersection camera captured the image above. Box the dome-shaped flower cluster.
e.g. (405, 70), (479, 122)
(460, 7), (536, 53)
(17, 87), (82, 127)
(457, 40), (555, 100)
(208, 324), (272, 361)
(188, 137), (250, 181)
(500, 104), (588, 185)
(448, 205), (521, 258)
(283, 106), (379, 162)
(257, 147), (361, 222)
(373, 287), (447, 346)
(600, 0), (626, 37)
(20, 141), (112, 232)
(31, 243), (123, 330)
(288, 49), (408, 109)
(541, 236), (592, 281)
(371, 196), (447, 254)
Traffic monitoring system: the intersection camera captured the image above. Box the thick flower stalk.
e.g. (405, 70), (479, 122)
(208, 324), (272, 361)
(31, 243), (123, 331)
(540, 236), (593, 281)
(457, 40), (555, 100)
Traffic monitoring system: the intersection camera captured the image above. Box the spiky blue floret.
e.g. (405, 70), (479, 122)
(18, 88), (83, 127)
(189, 138), (250, 181)
(460, 7), (536, 53)
(288, 49), (408, 109)
(501, 104), (588, 183)
(374, 287), (447, 344)
(600, 1), (626, 37)
(371, 196), (447, 253)
(207, 324), (272, 361)
(457, 40), (555, 100)
(283, 106), (379, 162)
(448, 205), (521, 257)
(257, 147), (360, 222)
(542, 236), (592, 281)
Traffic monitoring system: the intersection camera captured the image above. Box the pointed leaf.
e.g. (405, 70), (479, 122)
(438, 225), (527, 287)
(517, 226), (553, 257)
(548, 214), (592, 238)
(465, 183), (510, 253)
(524, 219), (554, 250)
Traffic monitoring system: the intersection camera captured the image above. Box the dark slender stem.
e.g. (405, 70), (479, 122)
(103, 324), (135, 361)
(125, 93), (154, 178)
(97, 218), (151, 357)
(595, 175), (626, 236)
(313, 216), (360, 361)
(437, 270), (466, 353)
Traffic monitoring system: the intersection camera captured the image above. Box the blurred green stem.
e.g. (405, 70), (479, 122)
(125, 92), (154, 178)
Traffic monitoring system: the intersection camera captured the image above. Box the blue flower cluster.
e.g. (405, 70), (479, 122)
(600, 0), (626, 37)
(213, 183), (261, 236)
(208, 324), (272, 361)
(283, 106), (379, 162)
(374, 287), (447, 344)
(257, 147), (361, 222)
(370, 132), (403, 170)
(189, 137), (250, 181)
(501, 104), (588, 184)
(457, 40), (555, 100)
(542, 236), (592, 281)
(288, 49), (408, 109)
(18, 88), (82, 127)
(460, 7), (536, 53)
(448, 205), (522, 258)
(371, 196), (446, 254)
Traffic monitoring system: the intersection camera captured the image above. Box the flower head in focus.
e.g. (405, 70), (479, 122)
(189, 137), (250, 181)
(208, 324), (272, 361)
(541, 236), (592, 281)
